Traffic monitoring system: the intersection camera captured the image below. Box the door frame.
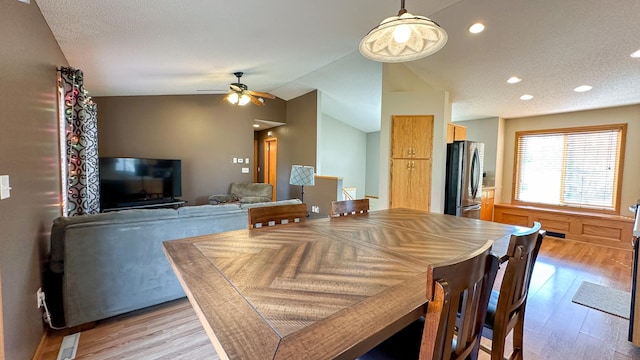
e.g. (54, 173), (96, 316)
(0, 265), (4, 359)
(264, 138), (278, 201)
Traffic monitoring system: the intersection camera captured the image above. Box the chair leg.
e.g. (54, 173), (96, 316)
(510, 313), (525, 360)
(490, 325), (506, 360)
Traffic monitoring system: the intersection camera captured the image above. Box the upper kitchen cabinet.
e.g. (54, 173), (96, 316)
(391, 115), (434, 159)
(447, 123), (467, 143)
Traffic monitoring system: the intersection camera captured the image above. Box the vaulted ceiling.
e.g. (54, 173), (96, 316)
(37, 0), (640, 132)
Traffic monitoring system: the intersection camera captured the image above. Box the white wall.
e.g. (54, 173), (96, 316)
(501, 104), (640, 214)
(317, 112), (367, 199)
(378, 63), (451, 212)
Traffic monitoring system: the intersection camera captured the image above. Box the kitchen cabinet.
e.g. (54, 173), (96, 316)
(447, 123), (467, 143)
(480, 187), (495, 221)
(390, 159), (431, 211)
(390, 115), (433, 211)
(391, 115), (433, 159)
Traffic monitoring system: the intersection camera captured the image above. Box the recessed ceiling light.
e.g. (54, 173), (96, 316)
(631, 49), (640, 58)
(507, 76), (522, 84)
(520, 94), (533, 100)
(253, 124), (260, 128)
(573, 85), (593, 92)
(469, 23), (485, 34)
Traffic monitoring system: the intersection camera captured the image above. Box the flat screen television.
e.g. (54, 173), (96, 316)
(99, 157), (182, 211)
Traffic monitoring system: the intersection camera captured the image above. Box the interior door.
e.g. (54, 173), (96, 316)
(264, 138), (278, 201)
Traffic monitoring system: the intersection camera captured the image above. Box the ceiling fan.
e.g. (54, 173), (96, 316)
(223, 72), (276, 106)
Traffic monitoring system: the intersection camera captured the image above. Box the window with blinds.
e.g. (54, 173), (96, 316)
(514, 124), (626, 212)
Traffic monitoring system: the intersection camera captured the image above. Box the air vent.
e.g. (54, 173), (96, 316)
(545, 231), (566, 239)
(57, 333), (80, 360)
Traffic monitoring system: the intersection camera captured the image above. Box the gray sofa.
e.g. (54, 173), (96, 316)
(48, 199), (301, 328)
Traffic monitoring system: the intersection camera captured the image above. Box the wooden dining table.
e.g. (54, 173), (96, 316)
(163, 208), (522, 360)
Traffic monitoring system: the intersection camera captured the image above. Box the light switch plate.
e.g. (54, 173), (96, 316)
(245, 158), (249, 164)
(241, 167), (249, 174)
(233, 158), (238, 164)
(0, 175), (10, 200)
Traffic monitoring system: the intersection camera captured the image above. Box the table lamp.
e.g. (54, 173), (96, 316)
(289, 165), (315, 204)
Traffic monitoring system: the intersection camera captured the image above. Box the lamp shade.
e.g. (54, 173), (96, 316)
(359, 10), (447, 63)
(289, 165), (315, 186)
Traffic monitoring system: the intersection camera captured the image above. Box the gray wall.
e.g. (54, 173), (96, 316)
(365, 132), (380, 197)
(0, 2), (68, 359)
(96, 94), (287, 205)
(318, 114), (367, 199)
(456, 117), (500, 186)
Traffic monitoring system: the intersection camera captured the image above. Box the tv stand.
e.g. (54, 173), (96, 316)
(102, 200), (186, 212)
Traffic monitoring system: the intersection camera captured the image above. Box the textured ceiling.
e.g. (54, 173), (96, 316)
(36, 0), (640, 132)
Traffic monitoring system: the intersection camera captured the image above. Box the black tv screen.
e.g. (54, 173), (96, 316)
(99, 157), (182, 210)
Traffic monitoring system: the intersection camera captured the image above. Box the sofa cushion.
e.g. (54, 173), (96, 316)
(230, 183), (272, 199)
(49, 209), (179, 273)
(239, 196), (272, 204)
(241, 199), (303, 209)
(177, 204), (242, 216)
(208, 194), (239, 204)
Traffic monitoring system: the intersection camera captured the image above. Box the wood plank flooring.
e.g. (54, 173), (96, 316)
(36, 237), (640, 360)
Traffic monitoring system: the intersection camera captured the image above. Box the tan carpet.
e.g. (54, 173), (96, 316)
(572, 281), (631, 319)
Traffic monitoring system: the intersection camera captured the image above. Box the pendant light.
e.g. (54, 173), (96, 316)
(359, 0), (448, 63)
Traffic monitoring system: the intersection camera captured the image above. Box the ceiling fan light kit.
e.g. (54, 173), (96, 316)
(359, 0), (447, 63)
(224, 72), (276, 107)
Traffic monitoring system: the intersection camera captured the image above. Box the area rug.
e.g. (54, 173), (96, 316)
(572, 281), (631, 319)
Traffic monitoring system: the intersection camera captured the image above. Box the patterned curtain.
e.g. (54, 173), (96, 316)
(58, 67), (100, 216)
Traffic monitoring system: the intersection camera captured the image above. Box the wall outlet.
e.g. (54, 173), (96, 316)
(311, 205), (320, 213)
(37, 287), (45, 308)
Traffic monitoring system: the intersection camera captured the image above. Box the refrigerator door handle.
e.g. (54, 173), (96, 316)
(462, 204), (482, 212)
(470, 147), (480, 199)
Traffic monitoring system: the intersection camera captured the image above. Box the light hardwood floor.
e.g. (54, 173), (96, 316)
(36, 237), (640, 360)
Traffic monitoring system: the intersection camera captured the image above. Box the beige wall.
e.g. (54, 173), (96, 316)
(379, 63), (451, 212)
(96, 94), (286, 205)
(501, 105), (640, 215)
(0, 2), (68, 359)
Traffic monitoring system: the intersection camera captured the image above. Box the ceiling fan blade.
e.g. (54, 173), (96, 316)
(230, 84), (243, 92)
(197, 89), (228, 94)
(248, 90), (276, 99)
(249, 94), (265, 106)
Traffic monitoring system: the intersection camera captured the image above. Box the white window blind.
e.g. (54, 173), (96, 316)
(514, 124), (626, 211)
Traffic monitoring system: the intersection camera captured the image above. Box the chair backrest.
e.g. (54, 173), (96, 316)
(330, 199), (370, 217)
(420, 240), (500, 360)
(502, 221), (544, 317)
(487, 222), (545, 359)
(248, 203), (307, 229)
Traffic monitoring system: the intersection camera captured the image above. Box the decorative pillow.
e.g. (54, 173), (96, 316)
(208, 194), (239, 205)
(239, 196), (272, 204)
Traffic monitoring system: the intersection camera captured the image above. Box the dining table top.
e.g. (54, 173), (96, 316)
(162, 208), (522, 360)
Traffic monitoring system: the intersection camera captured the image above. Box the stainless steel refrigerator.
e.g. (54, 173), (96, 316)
(444, 140), (485, 219)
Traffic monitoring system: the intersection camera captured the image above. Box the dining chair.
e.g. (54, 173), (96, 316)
(247, 203), (307, 229)
(482, 222), (545, 360)
(359, 239), (500, 360)
(330, 198), (370, 217)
